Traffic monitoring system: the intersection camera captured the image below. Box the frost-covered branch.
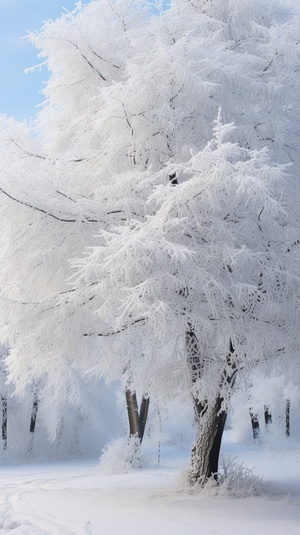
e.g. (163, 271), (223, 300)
(0, 187), (98, 223)
(83, 317), (146, 338)
(44, 36), (108, 81)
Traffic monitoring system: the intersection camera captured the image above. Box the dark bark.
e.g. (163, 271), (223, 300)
(125, 389), (149, 442)
(169, 172), (178, 186)
(138, 396), (150, 442)
(286, 398), (290, 437)
(264, 406), (272, 427)
(126, 389), (140, 437)
(189, 396), (228, 484)
(186, 331), (237, 485)
(249, 409), (260, 439)
(2, 396), (7, 450)
(29, 390), (39, 434)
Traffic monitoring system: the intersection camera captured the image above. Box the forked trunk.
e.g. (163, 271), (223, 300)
(125, 389), (150, 442)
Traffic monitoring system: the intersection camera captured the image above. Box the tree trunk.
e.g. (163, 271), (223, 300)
(29, 390), (39, 434)
(264, 406), (272, 427)
(126, 389), (139, 437)
(186, 331), (236, 486)
(189, 396), (227, 485)
(139, 396), (150, 442)
(2, 396), (7, 450)
(286, 398), (290, 437)
(125, 389), (150, 442)
(249, 409), (260, 439)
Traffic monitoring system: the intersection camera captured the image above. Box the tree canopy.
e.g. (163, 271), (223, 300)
(0, 0), (300, 481)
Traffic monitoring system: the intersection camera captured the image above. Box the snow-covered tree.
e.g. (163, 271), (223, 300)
(70, 117), (300, 483)
(0, 0), (300, 479)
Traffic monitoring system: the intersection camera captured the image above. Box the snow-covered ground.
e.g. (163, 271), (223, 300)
(0, 431), (299, 535)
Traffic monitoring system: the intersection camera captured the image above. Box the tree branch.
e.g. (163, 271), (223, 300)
(0, 187), (98, 223)
(87, 45), (120, 70)
(83, 317), (146, 337)
(45, 37), (108, 81)
(0, 186), (144, 224)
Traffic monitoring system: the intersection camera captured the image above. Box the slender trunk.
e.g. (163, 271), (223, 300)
(249, 409), (260, 439)
(126, 389), (139, 437)
(286, 398), (290, 437)
(29, 390), (39, 434)
(125, 389), (150, 442)
(2, 396), (7, 450)
(264, 406), (272, 427)
(139, 396), (150, 442)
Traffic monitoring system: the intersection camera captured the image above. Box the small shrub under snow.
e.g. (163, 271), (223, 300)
(177, 455), (275, 497)
(99, 436), (146, 475)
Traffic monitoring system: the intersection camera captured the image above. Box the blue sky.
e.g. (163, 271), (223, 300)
(0, 0), (90, 122)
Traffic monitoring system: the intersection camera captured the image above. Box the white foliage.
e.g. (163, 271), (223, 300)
(99, 436), (144, 474)
(230, 369), (300, 446)
(0, 0), (300, 437)
(72, 127), (300, 403)
(0, 369), (121, 462)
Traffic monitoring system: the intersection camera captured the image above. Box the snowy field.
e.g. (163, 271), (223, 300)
(0, 431), (299, 535)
